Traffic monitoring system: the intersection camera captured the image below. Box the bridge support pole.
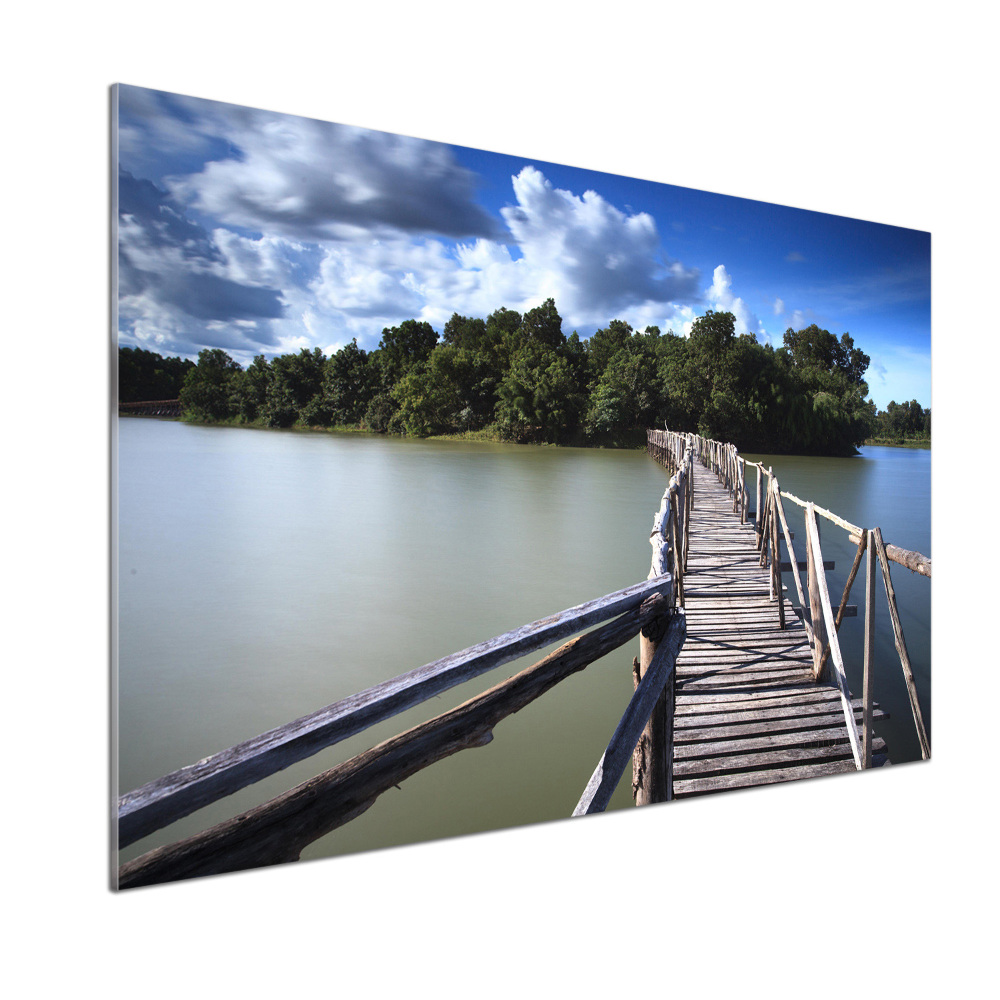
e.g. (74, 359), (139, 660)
(632, 611), (672, 805)
(807, 504), (829, 682)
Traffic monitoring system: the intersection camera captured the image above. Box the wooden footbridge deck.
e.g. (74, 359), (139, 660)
(115, 427), (929, 889)
(670, 457), (888, 797)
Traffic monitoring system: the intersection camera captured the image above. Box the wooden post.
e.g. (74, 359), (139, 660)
(806, 502), (828, 682)
(669, 492), (684, 608)
(755, 464), (762, 540)
(862, 529), (875, 768)
(633, 617), (671, 805)
(819, 533), (867, 674)
(770, 480), (785, 628)
(684, 451), (692, 571)
(873, 527), (930, 759)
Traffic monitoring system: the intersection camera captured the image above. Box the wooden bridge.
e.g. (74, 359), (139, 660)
(118, 398), (181, 417)
(115, 429), (930, 888)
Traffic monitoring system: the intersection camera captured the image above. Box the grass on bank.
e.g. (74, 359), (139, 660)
(863, 436), (931, 449)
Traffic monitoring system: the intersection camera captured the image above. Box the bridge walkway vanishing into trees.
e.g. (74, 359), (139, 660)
(647, 428), (931, 799)
(115, 428), (930, 888)
(667, 449), (888, 795)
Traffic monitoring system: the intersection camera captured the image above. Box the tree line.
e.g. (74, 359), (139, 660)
(118, 346), (194, 402)
(868, 398), (931, 444)
(120, 299), (927, 455)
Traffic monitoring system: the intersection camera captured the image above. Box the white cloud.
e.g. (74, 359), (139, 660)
(704, 264), (764, 340)
(773, 297), (784, 315)
(294, 166), (705, 346)
(499, 166), (699, 322)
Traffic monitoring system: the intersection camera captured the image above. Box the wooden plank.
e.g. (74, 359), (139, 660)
(674, 759), (862, 794)
(674, 727), (884, 761)
(673, 685), (837, 707)
(673, 710), (863, 744)
(117, 573), (675, 849)
(674, 739), (888, 777)
(675, 688), (860, 712)
(574, 612), (686, 815)
(780, 560), (834, 571)
(118, 591), (671, 887)
(674, 698), (877, 730)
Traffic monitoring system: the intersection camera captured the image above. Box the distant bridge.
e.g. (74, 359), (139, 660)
(118, 398), (181, 417)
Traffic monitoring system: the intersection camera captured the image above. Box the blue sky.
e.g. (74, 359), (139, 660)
(115, 84), (931, 411)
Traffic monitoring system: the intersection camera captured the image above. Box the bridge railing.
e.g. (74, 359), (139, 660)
(665, 428), (930, 770)
(117, 438), (698, 887)
(118, 398), (182, 417)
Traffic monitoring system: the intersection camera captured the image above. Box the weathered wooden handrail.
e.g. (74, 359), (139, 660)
(781, 491), (863, 537)
(119, 435), (697, 887)
(120, 591), (676, 887)
(118, 573), (676, 849)
(573, 610), (687, 815)
(850, 534), (931, 578)
(640, 430), (696, 802)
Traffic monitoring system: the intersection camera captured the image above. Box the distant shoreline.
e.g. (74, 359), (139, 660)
(122, 413), (924, 456)
(863, 437), (931, 450)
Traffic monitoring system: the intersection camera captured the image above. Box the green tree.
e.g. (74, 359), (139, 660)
(312, 339), (378, 426)
(585, 343), (662, 444)
(391, 359), (462, 436)
(180, 348), (241, 421)
(442, 313), (487, 352)
(231, 354), (272, 423)
(118, 346), (194, 402)
(519, 298), (565, 350)
(264, 347), (326, 426)
(496, 342), (585, 443)
(584, 319), (633, 388)
(374, 319), (438, 385)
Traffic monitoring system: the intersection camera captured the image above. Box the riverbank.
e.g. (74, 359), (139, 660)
(863, 437), (931, 449)
(125, 410), (906, 456)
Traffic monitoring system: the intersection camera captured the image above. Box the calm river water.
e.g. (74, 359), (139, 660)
(116, 421), (930, 867)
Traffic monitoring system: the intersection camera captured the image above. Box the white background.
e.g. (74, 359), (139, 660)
(5, 2), (995, 995)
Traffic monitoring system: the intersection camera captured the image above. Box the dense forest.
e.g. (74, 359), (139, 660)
(118, 347), (195, 402)
(118, 300), (929, 455)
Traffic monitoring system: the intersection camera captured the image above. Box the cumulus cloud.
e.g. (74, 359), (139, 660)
(299, 166), (703, 345)
(704, 265), (764, 340)
(773, 297), (784, 315)
(500, 167), (699, 320)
